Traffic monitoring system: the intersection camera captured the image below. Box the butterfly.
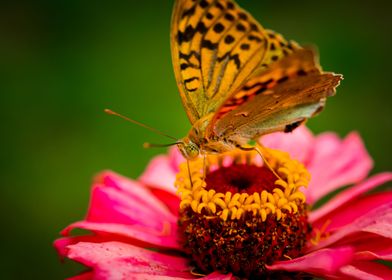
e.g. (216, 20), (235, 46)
(170, 0), (342, 160)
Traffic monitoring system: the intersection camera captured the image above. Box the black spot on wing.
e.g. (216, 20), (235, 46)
(184, 77), (200, 92)
(250, 23), (259, 32)
(180, 62), (198, 70)
(224, 35), (235, 44)
(215, 2), (224, 10)
(277, 76), (289, 84)
(177, 23), (208, 45)
(284, 120), (304, 133)
(181, 5), (196, 19)
(240, 43), (250, 50)
(238, 12), (247, 20)
(184, 77), (199, 83)
(268, 32), (276, 39)
(179, 51), (201, 63)
(236, 23), (246, 32)
(224, 13), (235, 21)
(201, 39), (218, 50)
(199, 0), (209, 8)
(248, 35), (263, 42)
(242, 79), (273, 91)
(297, 69), (307, 76)
(255, 87), (267, 95)
(227, 2), (235, 9)
(213, 23), (225, 33)
(217, 52), (241, 69)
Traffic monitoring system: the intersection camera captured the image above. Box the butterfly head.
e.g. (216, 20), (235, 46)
(177, 137), (200, 160)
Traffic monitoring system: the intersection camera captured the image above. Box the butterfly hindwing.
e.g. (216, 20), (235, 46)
(212, 48), (342, 144)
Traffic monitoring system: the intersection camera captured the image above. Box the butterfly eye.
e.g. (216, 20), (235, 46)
(177, 141), (199, 160)
(185, 142), (199, 160)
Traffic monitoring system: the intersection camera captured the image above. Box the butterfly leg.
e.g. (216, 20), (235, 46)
(202, 153), (207, 181)
(237, 145), (283, 181)
(186, 159), (194, 188)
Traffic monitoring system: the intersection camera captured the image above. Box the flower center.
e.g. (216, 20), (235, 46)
(175, 147), (312, 278)
(205, 164), (277, 194)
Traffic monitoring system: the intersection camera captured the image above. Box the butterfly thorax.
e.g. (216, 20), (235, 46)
(178, 114), (236, 160)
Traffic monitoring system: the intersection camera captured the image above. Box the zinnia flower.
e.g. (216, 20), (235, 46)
(55, 126), (392, 279)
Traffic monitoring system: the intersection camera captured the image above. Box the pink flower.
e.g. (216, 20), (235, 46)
(55, 127), (392, 279)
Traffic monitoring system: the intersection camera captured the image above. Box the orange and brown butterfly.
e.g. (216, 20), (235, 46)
(171, 0), (342, 160)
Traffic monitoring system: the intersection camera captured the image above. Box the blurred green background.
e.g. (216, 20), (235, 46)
(1, 0), (391, 279)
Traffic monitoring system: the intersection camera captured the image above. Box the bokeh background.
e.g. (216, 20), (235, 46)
(1, 0), (391, 278)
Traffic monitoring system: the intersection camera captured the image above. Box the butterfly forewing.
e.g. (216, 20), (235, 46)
(171, 0), (272, 123)
(212, 48), (342, 144)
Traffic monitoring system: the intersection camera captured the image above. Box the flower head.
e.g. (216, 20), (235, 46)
(176, 147), (312, 278)
(55, 127), (392, 279)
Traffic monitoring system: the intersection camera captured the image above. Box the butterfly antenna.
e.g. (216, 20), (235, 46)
(143, 142), (181, 148)
(105, 109), (178, 141)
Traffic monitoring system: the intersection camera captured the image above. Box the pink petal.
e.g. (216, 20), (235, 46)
(88, 171), (176, 231)
(311, 202), (392, 251)
(55, 236), (113, 258)
(339, 261), (392, 280)
(61, 221), (181, 250)
(309, 173), (392, 224)
(353, 236), (392, 261)
(67, 272), (94, 280)
(67, 241), (194, 279)
(266, 246), (354, 276)
(200, 272), (235, 279)
(305, 132), (373, 204)
(312, 191), (392, 231)
(168, 146), (185, 170)
(261, 126), (315, 163)
(149, 187), (180, 216)
(139, 154), (178, 194)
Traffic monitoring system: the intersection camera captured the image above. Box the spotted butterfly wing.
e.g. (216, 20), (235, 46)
(172, 0), (273, 124)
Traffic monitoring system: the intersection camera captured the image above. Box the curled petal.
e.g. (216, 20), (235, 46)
(55, 235), (122, 259)
(353, 236), (392, 261)
(310, 173), (392, 224)
(311, 202), (392, 251)
(267, 246), (354, 276)
(339, 261), (392, 280)
(89, 171), (176, 230)
(61, 221), (181, 250)
(55, 236), (97, 259)
(312, 191), (392, 232)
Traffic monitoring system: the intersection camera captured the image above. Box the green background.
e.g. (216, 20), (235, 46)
(1, 0), (391, 279)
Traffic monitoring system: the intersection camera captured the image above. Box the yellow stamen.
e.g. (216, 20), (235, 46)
(310, 219), (331, 245)
(175, 145), (310, 221)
